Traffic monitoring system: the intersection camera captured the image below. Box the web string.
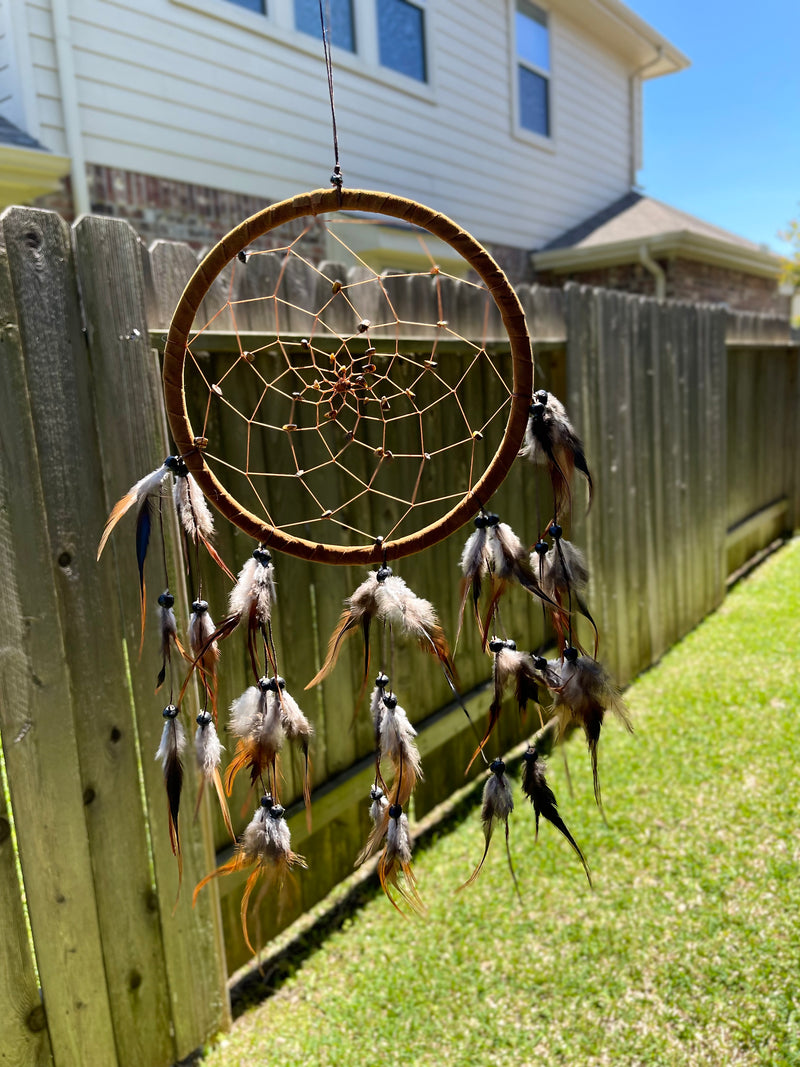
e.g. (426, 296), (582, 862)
(182, 216), (514, 550)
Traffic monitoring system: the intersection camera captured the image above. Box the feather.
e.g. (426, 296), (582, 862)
(173, 469), (214, 543)
(155, 590), (188, 691)
(521, 746), (592, 886)
(355, 785), (390, 866)
(519, 390), (593, 518)
(553, 649), (632, 811)
(378, 804), (422, 914)
(379, 693), (422, 808)
(193, 796), (306, 955)
(305, 570), (383, 688)
(189, 599), (219, 718)
(224, 678), (284, 796)
(481, 519), (557, 642)
(277, 682), (314, 820)
(467, 640), (543, 771)
(536, 528), (599, 656)
(155, 705), (185, 882)
(461, 759), (518, 895)
(194, 710), (235, 840)
(376, 571), (456, 679)
(97, 456), (179, 560)
(456, 516), (491, 645)
(135, 498), (153, 655)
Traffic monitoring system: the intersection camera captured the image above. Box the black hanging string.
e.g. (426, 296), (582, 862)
(318, 0), (343, 194)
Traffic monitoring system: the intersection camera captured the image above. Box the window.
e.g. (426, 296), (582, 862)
(294, 0), (356, 52)
(377, 0), (426, 82)
(515, 0), (550, 137)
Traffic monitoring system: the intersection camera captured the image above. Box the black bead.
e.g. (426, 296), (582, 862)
(158, 591), (174, 609)
(164, 455), (180, 471)
(382, 693), (398, 710)
(268, 804), (285, 820)
(535, 389), (549, 404)
(388, 803), (403, 819)
(548, 523), (562, 540)
(260, 793), (274, 809)
(370, 786), (384, 801)
(474, 513), (489, 529)
(162, 704), (179, 719)
(252, 547), (272, 566)
(376, 565), (392, 582)
(196, 710), (212, 727)
(564, 646), (579, 662)
(529, 402), (546, 421)
(504, 639), (517, 651)
(488, 638), (505, 653)
(375, 672), (390, 689)
(533, 656), (548, 671)
(192, 599), (208, 614)
(490, 757), (505, 775)
(533, 540), (548, 556)
(485, 513), (500, 527)
(259, 676), (272, 692)
(276, 676), (286, 690)
(521, 746), (537, 764)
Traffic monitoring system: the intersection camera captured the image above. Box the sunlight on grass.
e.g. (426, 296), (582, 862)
(202, 540), (800, 1067)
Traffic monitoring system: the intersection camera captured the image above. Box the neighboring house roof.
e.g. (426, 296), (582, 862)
(532, 192), (781, 278)
(0, 115), (70, 208)
(0, 115), (49, 152)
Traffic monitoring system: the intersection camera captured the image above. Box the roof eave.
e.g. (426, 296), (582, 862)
(532, 230), (782, 279)
(0, 145), (71, 208)
(552, 0), (690, 77)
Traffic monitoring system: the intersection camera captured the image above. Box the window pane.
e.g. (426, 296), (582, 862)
(377, 0), (426, 82)
(519, 66), (549, 136)
(295, 0), (355, 52)
(516, 0), (549, 72)
(225, 0), (266, 12)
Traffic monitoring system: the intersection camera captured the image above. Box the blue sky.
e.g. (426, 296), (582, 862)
(626, 1), (799, 256)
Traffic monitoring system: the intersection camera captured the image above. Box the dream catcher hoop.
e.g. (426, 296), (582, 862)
(163, 187), (532, 564)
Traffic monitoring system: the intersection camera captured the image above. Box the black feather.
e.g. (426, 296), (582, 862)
(521, 747), (592, 886)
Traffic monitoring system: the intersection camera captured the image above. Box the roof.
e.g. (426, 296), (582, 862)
(0, 115), (49, 152)
(532, 192), (782, 279)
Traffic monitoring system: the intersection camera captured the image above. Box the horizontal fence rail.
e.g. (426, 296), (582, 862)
(0, 206), (797, 1067)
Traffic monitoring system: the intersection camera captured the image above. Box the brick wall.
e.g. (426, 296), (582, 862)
(536, 256), (789, 315)
(33, 164), (327, 259)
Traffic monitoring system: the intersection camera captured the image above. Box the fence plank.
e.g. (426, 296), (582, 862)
(0, 743), (54, 1067)
(76, 216), (230, 1059)
(0, 212), (119, 1067)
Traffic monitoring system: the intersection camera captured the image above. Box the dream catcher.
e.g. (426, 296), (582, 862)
(97, 8), (630, 948)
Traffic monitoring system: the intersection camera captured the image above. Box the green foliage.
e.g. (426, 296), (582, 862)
(202, 540), (800, 1067)
(779, 217), (800, 290)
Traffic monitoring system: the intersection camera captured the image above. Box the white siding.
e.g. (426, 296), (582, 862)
(24, 0), (637, 249)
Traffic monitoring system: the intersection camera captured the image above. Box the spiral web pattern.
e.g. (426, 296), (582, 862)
(175, 205), (521, 556)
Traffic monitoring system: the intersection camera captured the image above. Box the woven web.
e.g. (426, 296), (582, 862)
(182, 212), (514, 550)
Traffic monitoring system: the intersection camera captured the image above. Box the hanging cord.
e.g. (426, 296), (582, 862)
(318, 0), (343, 195)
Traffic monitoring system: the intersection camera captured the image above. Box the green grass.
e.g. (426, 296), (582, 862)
(201, 539), (800, 1067)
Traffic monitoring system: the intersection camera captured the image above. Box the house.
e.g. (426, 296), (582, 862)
(2, 0), (694, 280)
(532, 190), (789, 314)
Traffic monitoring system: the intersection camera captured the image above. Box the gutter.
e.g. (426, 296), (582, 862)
(638, 242), (665, 300)
(629, 47), (664, 187)
(50, 0), (90, 216)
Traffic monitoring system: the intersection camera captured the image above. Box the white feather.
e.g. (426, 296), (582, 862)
(195, 718), (222, 777)
(155, 717), (186, 766)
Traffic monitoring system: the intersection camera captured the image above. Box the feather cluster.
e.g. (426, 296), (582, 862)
(173, 469), (214, 543)
(306, 567), (453, 689)
(521, 746), (591, 886)
(534, 528), (598, 656)
(456, 514), (493, 644)
(553, 650), (632, 810)
(188, 598), (219, 716)
(156, 590), (187, 691)
(224, 678), (284, 795)
(193, 795), (306, 954)
(519, 389), (593, 518)
(479, 519), (556, 642)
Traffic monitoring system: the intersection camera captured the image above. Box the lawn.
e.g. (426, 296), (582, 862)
(200, 539), (800, 1067)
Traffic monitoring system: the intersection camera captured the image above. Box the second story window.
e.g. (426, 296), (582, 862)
(515, 0), (550, 137)
(377, 0), (426, 82)
(295, 0), (356, 52)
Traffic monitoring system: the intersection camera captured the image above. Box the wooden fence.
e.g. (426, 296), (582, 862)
(1, 206), (797, 1067)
